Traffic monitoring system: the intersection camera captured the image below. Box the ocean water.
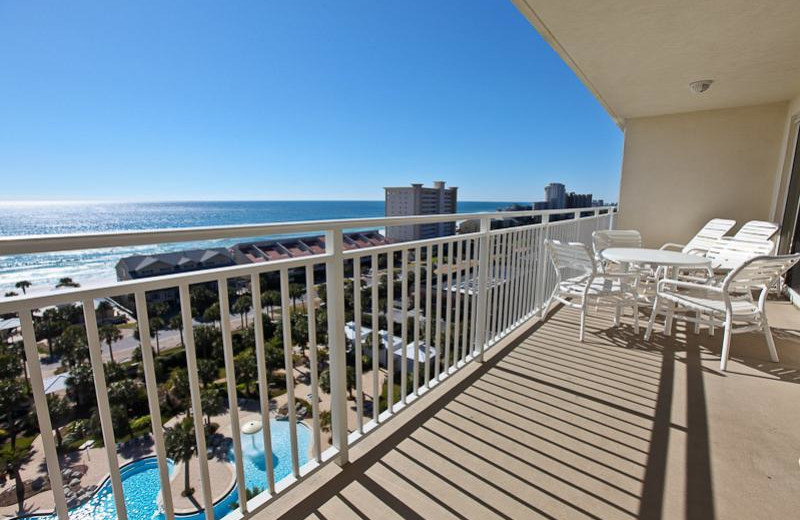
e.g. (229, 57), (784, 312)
(0, 200), (521, 294)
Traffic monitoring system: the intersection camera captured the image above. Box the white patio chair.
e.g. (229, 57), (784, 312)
(644, 253), (800, 371)
(592, 229), (642, 270)
(542, 239), (641, 341)
(660, 218), (736, 256)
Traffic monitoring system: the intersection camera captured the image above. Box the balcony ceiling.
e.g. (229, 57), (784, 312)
(513, 0), (800, 124)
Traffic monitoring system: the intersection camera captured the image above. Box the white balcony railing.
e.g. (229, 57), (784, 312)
(0, 206), (615, 520)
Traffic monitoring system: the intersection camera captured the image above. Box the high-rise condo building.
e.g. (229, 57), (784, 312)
(384, 181), (458, 241)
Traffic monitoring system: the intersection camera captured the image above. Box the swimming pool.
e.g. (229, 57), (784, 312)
(25, 420), (311, 520)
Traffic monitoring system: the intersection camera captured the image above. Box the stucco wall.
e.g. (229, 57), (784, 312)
(617, 102), (788, 247)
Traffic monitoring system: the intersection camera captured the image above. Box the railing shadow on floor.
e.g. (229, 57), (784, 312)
(273, 305), (721, 520)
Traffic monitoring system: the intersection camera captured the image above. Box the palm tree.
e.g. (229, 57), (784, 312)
(55, 277), (80, 288)
(99, 324), (123, 363)
(35, 308), (64, 358)
(169, 314), (184, 346)
(150, 317), (165, 355)
(200, 387), (224, 426)
(203, 302), (220, 328)
(14, 280), (31, 294)
(232, 294), (252, 329)
(261, 290), (280, 316)
(288, 283), (304, 311)
(47, 394), (71, 449)
(165, 417), (197, 496)
(0, 444), (33, 513)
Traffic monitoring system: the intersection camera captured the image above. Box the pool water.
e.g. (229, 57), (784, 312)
(26, 420), (311, 520)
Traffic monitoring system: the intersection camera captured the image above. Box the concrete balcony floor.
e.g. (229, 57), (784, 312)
(261, 301), (800, 520)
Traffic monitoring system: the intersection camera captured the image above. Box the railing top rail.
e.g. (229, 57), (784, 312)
(0, 206), (615, 256)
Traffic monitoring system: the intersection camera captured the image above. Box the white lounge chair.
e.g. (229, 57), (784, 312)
(706, 238), (776, 271)
(542, 239), (641, 341)
(660, 218), (736, 256)
(728, 220), (780, 243)
(644, 254), (800, 371)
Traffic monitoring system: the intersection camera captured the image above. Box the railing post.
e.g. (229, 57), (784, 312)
(535, 213), (550, 314)
(325, 229), (349, 465)
(610, 207), (616, 230)
(474, 216), (491, 362)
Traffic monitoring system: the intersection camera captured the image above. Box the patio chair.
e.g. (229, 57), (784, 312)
(644, 253), (800, 371)
(592, 230), (643, 271)
(660, 218), (736, 256)
(542, 239), (641, 341)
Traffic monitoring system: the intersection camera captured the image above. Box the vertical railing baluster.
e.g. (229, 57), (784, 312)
(134, 292), (175, 520)
(512, 230), (525, 326)
(400, 249), (408, 403)
(452, 240), (463, 367)
(353, 258), (364, 434)
(218, 278), (248, 515)
(83, 299), (128, 520)
(251, 273), (277, 490)
(412, 245), (421, 395)
(497, 232), (509, 336)
(424, 245), (433, 387)
(489, 233), (501, 344)
(523, 227), (536, 318)
(535, 214), (551, 314)
(434, 244), (443, 381)
(386, 252), (395, 412)
(324, 229), (349, 464)
(19, 311), (70, 520)
(505, 231), (519, 329)
(303, 267), (322, 462)
(370, 253), (380, 423)
(443, 240), (454, 374)
(178, 285), (214, 520)
(279, 269), (300, 477)
(468, 237), (479, 359)
(459, 239), (471, 364)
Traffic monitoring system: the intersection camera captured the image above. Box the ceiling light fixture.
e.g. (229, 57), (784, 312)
(689, 79), (714, 94)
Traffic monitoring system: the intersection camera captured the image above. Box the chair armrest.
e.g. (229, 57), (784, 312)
(659, 243), (685, 251)
(603, 272), (641, 280)
(657, 278), (723, 293)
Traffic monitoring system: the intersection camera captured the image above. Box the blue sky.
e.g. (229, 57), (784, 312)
(0, 1), (623, 203)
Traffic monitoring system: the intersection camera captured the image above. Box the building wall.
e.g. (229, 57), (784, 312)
(617, 101), (788, 247)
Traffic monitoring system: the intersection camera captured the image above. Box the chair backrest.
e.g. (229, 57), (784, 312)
(683, 218), (736, 254)
(732, 220), (779, 242)
(592, 230), (642, 257)
(545, 239), (596, 278)
(707, 238), (775, 269)
(723, 253), (800, 293)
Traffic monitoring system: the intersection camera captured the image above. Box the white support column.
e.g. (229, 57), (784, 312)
(325, 229), (349, 466)
(19, 311), (70, 520)
(474, 217), (491, 362)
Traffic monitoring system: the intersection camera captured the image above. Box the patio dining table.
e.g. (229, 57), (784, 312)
(601, 247), (712, 274)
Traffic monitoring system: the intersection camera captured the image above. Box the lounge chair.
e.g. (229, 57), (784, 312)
(660, 218), (736, 256)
